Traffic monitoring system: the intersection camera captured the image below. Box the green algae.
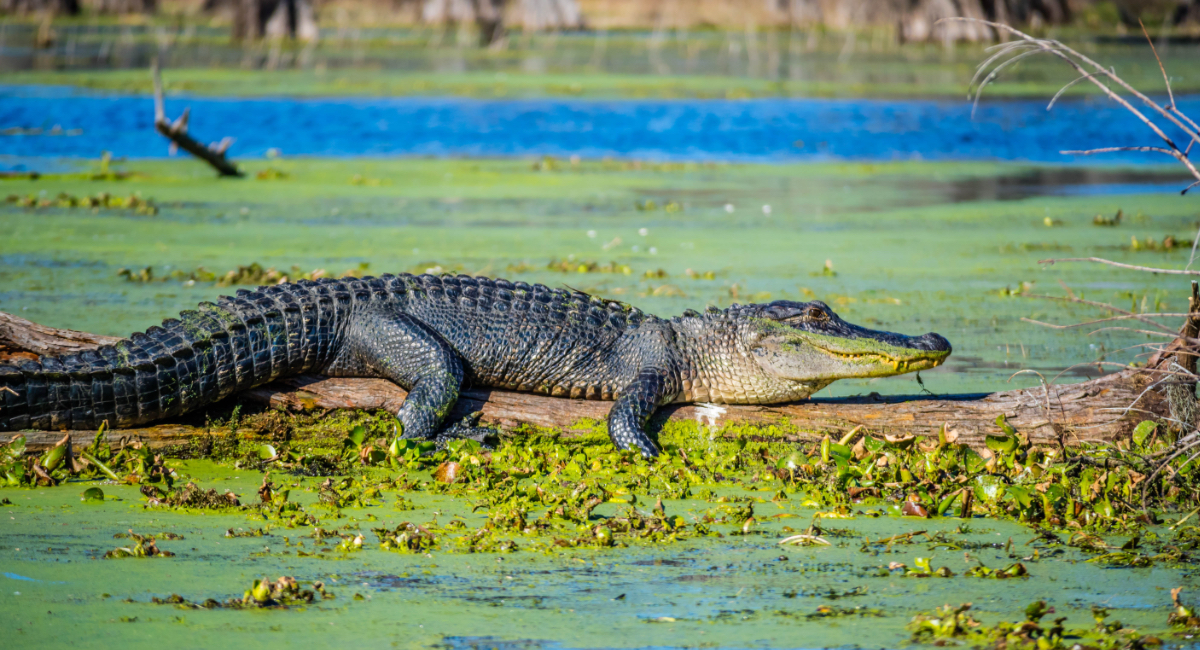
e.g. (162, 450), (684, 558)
(1, 157), (1196, 397)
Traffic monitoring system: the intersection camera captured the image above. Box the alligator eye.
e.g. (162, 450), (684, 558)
(805, 306), (827, 320)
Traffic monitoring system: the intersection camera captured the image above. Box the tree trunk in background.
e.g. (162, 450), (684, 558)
(227, 0), (317, 42)
(775, 0), (1074, 41)
(90, 0), (154, 13)
(518, 0), (584, 30)
(0, 0), (79, 15)
(475, 0), (507, 47)
(263, 0), (319, 40)
(422, 0), (581, 44)
(1175, 0), (1200, 23)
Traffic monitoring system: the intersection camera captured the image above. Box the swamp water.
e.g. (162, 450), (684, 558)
(2, 86), (1200, 647)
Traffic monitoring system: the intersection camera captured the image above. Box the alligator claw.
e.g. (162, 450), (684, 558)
(433, 411), (499, 450)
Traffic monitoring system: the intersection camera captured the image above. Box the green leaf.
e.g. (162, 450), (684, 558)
(914, 557), (933, 573)
(1094, 498), (1115, 519)
(1132, 421), (1156, 448)
(81, 487), (105, 502)
(985, 434), (1017, 455)
(827, 442), (852, 461)
(995, 414), (1017, 437)
(861, 436), (885, 453)
(42, 442), (68, 472)
(1007, 485), (1032, 508)
(4, 434), (26, 459)
(256, 444), (277, 460)
(347, 425), (366, 448)
(937, 490), (962, 517)
(973, 475), (1007, 503)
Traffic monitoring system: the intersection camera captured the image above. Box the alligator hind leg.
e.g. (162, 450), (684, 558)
(323, 309), (464, 441)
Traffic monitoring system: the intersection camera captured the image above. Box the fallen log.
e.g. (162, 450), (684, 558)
(0, 310), (1179, 452)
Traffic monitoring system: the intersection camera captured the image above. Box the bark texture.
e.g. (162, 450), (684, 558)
(0, 310), (1173, 452)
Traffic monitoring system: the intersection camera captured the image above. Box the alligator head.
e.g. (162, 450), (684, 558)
(744, 300), (951, 384)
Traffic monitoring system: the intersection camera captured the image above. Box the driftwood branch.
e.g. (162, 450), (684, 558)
(0, 311), (1177, 452)
(152, 59), (243, 178)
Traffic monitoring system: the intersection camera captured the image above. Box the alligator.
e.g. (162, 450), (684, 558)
(0, 273), (951, 457)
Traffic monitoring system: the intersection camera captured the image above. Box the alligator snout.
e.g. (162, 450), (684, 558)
(907, 332), (951, 353)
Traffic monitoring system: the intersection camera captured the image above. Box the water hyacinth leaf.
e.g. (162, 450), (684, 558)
(251, 578), (272, 603)
(963, 448), (988, 473)
(828, 442), (852, 461)
(995, 414), (1017, 437)
(347, 426), (366, 448)
(1007, 485), (1033, 509)
(82, 487), (104, 502)
(4, 434), (26, 459)
(777, 452), (806, 470)
(1095, 498), (1115, 519)
(42, 440), (68, 472)
(257, 444), (277, 460)
(862, 436), (886, 453)
(974, 475), (1007, 503)
(1132, 421), (1157, 448)
(937, 489), (962, 517)
(985, 433), (1017, 456)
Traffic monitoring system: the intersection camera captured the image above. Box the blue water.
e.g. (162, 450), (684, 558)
(1, 85), (1196, 164)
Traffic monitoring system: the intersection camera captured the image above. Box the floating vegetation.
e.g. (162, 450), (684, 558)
(909, 599), (1169, 650)
(152, 576), (331, 609)
(104, 530), (176, 559)
(811, 259), (837, 277)
(117, 262), (373, 286)
(5, 191), (157, 214)
(349, 174), (388, 186)
(998, 242), (1074, 254)
(256, 167), (290, 180)
(1094, 209), (1123, 226)
(1129, 235), (1193, 252)
(634, 199), (683, 212)
(995, 281), (1036, 297)
(539, 257), (634, 275)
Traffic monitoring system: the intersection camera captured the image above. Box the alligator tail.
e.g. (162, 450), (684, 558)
(0, 281), (351, 432)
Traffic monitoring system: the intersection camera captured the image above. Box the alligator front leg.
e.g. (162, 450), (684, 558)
(608, 368), (676, 458)
(325, 309), (464, 440)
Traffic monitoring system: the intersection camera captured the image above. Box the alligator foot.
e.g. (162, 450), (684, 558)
(434, 411), (499, 450)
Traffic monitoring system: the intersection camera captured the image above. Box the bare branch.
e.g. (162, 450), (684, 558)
(1022, 292), (1179, 335)
(1062, 146), (1175, 156)
(1048, 72), (1105, 111)
(1039, 257), (1200, 276)
(942, 17), (1200, 187)
(1139, 19), (1175, 111)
